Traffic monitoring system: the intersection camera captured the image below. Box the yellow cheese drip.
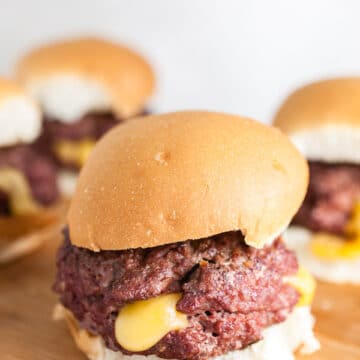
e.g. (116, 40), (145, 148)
(285, 266), (316, 307)
(115, 293), (188, 352)
(0, 167), (39, 215)
(310, 202), (360, 260)
(346, 202), (360, 237)
(54, 139), (95, 167)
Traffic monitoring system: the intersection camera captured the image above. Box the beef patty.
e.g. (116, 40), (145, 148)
(54, 230), (299, 360)
(36, 110), (148, 170)
(294, 161), (360, 235)
(0, 145), (59, 214)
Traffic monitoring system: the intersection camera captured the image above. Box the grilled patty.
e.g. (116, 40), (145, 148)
(54, 230), (299, 360)
(0, 144), (58, 213)
(36, 110), (148, 169)
(294, 161), (360, 235)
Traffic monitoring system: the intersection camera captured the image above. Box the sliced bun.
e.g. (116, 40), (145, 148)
(290, 126), (360, 164)
(0, 200), (68, 264)
(285, 226), (360, 284)
(57, 170), (78, 197)
(15, 37), (155, 121)
(273, 78), (360, 163)
(0, 77), (41, 146)
(54, 304), (319, 360)
(68, 111), (308, 251)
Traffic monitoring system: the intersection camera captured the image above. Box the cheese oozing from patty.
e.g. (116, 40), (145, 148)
(54, 139), (95, 167)
(115, 293), (188, 352)
(310, 202), (360, 260)
(284, 266), (316, 307)
(0, 167), (39, 215)
(114, 266), (315, 353)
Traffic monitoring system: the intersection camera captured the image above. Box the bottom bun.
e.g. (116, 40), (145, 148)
(0, 200), (68, 264)
(285, 226), (360, 284)
(54, 304), (319, 360)
(57, 170), (78, 197)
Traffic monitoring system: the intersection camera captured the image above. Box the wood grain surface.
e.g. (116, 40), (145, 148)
(1, 234), (359, 360)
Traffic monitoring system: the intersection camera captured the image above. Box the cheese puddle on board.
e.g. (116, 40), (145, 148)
(115, 293), (188, 352)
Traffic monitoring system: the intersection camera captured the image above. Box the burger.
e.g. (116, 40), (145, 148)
(0, 77), (62, 264)
(273, 78), (360, 284)
(15, 37), (155, 195)
(53, 112), (319, 360)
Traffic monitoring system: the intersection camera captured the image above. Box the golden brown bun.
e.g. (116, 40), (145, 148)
(273, 78), (360, 133)
(68, 111), (308, 251)
(15, 37), (155, 118)
(0, 77), (24, 100)
(0, 199), (68, 264)
(273, 78), (360, 163)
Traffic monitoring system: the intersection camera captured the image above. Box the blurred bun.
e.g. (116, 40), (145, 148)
(15, 37), (155, 121)
(0, 77), (41, 147)
(57, 171), (78, 197)
(273, 78), (360, 163)
(68, 111), (308, 251)
(285, 226), (360, 284)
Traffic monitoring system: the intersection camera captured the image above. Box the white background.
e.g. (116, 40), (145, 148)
(1, 0), (360, 123)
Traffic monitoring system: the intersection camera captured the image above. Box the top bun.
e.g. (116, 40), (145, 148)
(273, 78), (360, 163)
(15, 37), (155, 122)
(68, 111), (308, 251)
(0, 77), (41, 147)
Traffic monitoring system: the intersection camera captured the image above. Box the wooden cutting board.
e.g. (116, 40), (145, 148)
(1, 234), (360, 360)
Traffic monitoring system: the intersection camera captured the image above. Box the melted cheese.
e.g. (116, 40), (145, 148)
(54, 139), (95, 167)
(310, 233), (360, 260)
(0, 167), (39, 215)
(285, 266), (316, 307)
(346, 202), (360, 237)
(310, 202), (360, 260)
(115, 293), (188, 352)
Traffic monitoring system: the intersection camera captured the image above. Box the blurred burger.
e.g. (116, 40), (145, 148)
(274, 78), (360, 284)
(53, 112), (319, 360)
(0, 77), (62, 264)
(15, 37), (155, 195)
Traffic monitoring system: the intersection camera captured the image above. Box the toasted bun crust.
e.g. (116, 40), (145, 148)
(54, 304), (319, 360)
(273, 78), (360, 163)
(68, 111), (308, 251)
(15, 37), (155, 120)
(0, 77), (41, 146)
